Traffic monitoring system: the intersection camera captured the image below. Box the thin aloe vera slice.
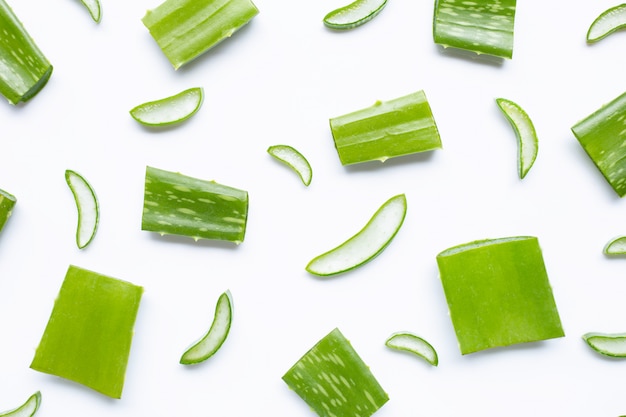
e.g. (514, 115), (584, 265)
(142, 166), (249, 244)
(436, 236), (564, 354)
(385, 332), (438, 366)
(180, 290), (233, 365)
(267, 144), (312, 186)
(323, 0), (387, 30)
(306, 194), (406, 276)
(65, 170), (99, 249)
(0, 392), (41, 417)
(583, 332), (626, 357)
(604, 236), (626, 255)
(282, 328), (389, 417)
(496, 98), (538, 179)
(142, 0), (259, 70)
(78, 0), (101, 23)
(433, 0), (517, 59)
(587, 4), (626, 43)
(30, 265), (143, 399)
(130, 87), (203, 127)
(0, 0), (53, 104)
(330, 90), (441, 166)
(571, 91), (626, 197)
(0, 188), (16, 234)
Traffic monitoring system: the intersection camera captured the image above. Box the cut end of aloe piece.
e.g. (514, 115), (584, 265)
(604, 236), (626, 255)
(180, 290), (233, 365)
(587, 4), (626, 43)
(0, 391), (41, 417)
(130, 87), (203, 127)
(267, 144), (312, 186)
(79, 0), (102, 22)
(583, 332), (626, 358)
(496, 98), (538, 179)
(306, 194), (406, 277)
(323, 0), (387, 30)
(0, 188), (17, 234)
(385, 332), (438, 366)
(65, 170), (99, 249)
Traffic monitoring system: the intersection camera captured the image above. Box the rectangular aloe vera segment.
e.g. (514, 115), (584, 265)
(571, 91), (626, 197)
(436, 236), (564, 355)
(142, 0), (259, 69)
(0, 188), (16, 233)
(30, 265), (143, 399)
(142, 166), (249, 244)
(330, 90), (442, 166)
(282, 328), (388, 417)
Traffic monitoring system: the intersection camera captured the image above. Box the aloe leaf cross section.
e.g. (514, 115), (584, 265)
(0, 391), (41, 417)
(0, 188), (16, 234)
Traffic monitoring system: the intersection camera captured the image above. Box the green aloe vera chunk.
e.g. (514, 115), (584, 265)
(282, 328), (389, 417)
(142, 0), (259, 70)
(330, 90), (442, 166)
(433, 0), (517, 59)
(0, 0), (52, 104)
(571, 91), (626, 197)
(0, 188), (16, 233)
(0, 391), (41, 417)
(142, 166), (248, 244)
(30, 265), (143, 399)
(582, 332), (626, 357)
(436, 236), (564, 355)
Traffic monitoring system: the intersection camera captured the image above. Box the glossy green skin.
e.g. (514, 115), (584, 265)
(282, 328), (388, 417)
(0, 188), (16, 233)
(30, 266), (143, 399)
(142, 0), (259, 69)
(437, 236), (564, 355)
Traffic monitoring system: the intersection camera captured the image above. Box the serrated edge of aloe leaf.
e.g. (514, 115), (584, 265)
(603, 236), (626, 255)
(65, 170), (99, 249)
(80, 0), (101, 23)
(323, 0), (387, 30)
(587, 4), (626, 43)
(496, 98), (538, 179)
(267, 144), (312, 186)
(129, 87), (203, 127)
(0, 391), (41, 417)
(385, 332), (438, 366)
(582, 332), (626, 357)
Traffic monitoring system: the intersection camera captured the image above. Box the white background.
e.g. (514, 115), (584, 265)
(1, 0), (626, 416)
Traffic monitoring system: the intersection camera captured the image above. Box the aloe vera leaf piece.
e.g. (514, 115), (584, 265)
(0, 188), (16, 233)
(282, 328), (389, 417)
(571, 91), (626, 197)
(30, 265), (143, 399)
(0, 391), (41, 417)
(65, 170), (99, 249)
(267, 144), (312, 186)
(142, 166), (249, 244)
(306, 194), (406, 277)
(330, 90), (442, 166)
(142, 0), (259, 70)
(496, 98), (539, 179)
(436, 236), (564, 355)
(0, 0), (53, 104)
(385, 332), (438, 366)
(604, 236), (626, 255)
(323, 0), (387, 30)
(433, 0), (517, 59)
(79, 0), (101, 23)
(583, 332), (626, 357)
(587, 4), (626, 43)
(180, 290), (233, 365)
(130, 87), (203, 127)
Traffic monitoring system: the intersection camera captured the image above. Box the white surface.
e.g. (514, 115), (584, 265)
(1, 0), (625, 416)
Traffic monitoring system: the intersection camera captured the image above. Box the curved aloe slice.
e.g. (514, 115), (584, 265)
(180, 290), (233, 365)
(496, 98), (538, 179)
(385, 332), (438, 366)
(267, 145), (312, 186)
(306, 194), (406, 276)
(604, 236), (626, 255)
(587, 4), (626, 43)
(323, 0), (387, 30)
(65, 170), (99, 249)
(79, 0), (102, 23)
(0, 391), (41, 417)
(0, 188), (16, 234)
(130, 87), (203, 127)
(583, 332), (626, 357)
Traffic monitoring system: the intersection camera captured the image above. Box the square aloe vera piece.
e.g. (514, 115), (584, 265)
(436, 236), (564, 355)
(571, 91), (626, 197)
(282, 328), (388, 417)
(30, 265), (143, 399)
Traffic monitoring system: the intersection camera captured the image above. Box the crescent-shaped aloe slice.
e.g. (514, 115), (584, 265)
(130, 87), (203, 127)
(385, 332), (438, 366)
(604, 236), (626, 255)
(583, 332), (626, 357)
(496, 98), (538, 179)
(0, 188), (16, 234)
(306, 194), (406, 276)
(180, 290), (233, 365)
(267, 145), (312, 186)
(65, 170), (99, 249)
(79, 0), (102, 23)
(323, 0), (387, 30)
(0, 392), (41, 417)
(587, 4), (626, 43)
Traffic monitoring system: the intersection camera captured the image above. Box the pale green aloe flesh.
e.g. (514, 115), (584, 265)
(587, 4), (626, 43)
(330, 90), (441, 166)
(180, 290), (233, 365)
(142, 166), (249, 244)
(306, 194), (407, 276)
(0, 188), (16, 233)
(604, 236), (626, 255)
(436, 236), (564, 355)
(267, 144), (312, 186)
(433, 0), (516, 59)
(323, 0), (387, 30)
(385, 332), (438, 366)
(282, 328), (389, 417)
(79, 0), (101, 23)
(30, 265), (143, 399)
(583, 332), (626, 357)
(571, 91), (626, 197)
(65, 170), (99, 249)
(130, 87), (203, 127)
(496, 98), (538, 179)
(0, 0), (53, 104)
(0, 391), (41, 417)
(142, 0), (259, 70)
